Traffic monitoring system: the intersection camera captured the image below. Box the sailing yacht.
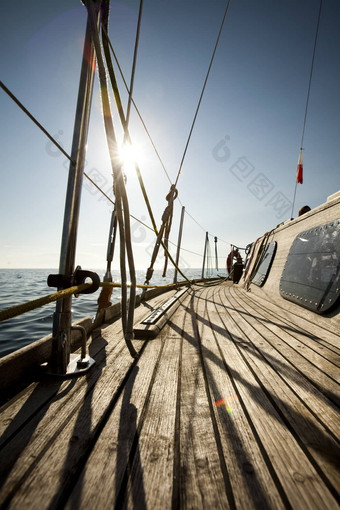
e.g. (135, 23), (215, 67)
(0, 0), (339, 508)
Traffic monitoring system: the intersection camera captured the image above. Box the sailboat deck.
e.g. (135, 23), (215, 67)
(0, 281), (339, 509)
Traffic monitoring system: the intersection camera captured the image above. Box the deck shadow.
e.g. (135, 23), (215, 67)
(48, 335), (109, 508)
(0, 376), (71, 501)
(191, 290), (340, 493)
(167, 298), (282, 509)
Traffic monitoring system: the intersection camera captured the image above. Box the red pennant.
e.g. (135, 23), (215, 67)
(296, 150), (303, 184)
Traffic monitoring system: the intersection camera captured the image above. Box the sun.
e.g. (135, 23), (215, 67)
(119, 141), (144, 174)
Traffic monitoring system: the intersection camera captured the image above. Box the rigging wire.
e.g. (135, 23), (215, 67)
(183, 209), (232, 245)
(136, 0), (232, 282)
(0, 81), (75, 165)
(101, 3), (159, 236)
(87, 0), (137, 357)
(100, 26), (235, 246)
(2, 66), (232, 252)
(1, 79), (234, 254)
(184, 209), (206, 232)
(101, 25), (173, 187)
(101, 11), (192, 286)
(0, 80), (213, 262)
(174, 0), (232, 188)
(102, 13), (191, 285)
(291, 0), (323, 218)
(125, 0), (143, 128)
(1, 15), (236, 258)
(299, 0), (323, 152)
(0, 80), (158, 234)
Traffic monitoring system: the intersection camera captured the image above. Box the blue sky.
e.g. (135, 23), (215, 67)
(1, 0), (339, 271)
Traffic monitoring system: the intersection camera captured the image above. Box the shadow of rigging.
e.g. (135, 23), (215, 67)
(60, 336), (148, 509)
(167, 297), (279, 509)
(187, 289), (340, 490)
(196, 288), (340, 406)
(195, 291), (321, 343)
(48, 334), (108, 509)
(114, 365), (147, 510)
(0, 375), (73, 503)
(218, 285), (340, 407)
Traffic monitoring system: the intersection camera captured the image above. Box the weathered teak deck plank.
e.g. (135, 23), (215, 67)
(234, 286), (340, 359)
(0, 282), (339, 509)
(227, 286), (340, 438)
(227, 287), (340, 405)
(0, 291), (177, 508)
(199, 285), (339, 509)
(218, 285), (340, 499)
(194, 286), (286, 509)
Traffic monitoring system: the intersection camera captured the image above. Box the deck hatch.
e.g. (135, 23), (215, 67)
(252, 241), (277, 287)
(280, 219), (340, 313)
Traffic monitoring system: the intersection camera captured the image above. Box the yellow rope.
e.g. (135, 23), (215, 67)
(100, 281), (185, 290)
(0, 275), (228, 323)
(0, 281), (190, 323)
(0, 284), (90, 322)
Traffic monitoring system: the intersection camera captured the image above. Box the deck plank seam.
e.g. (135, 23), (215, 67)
(170, 311), (183, 510)
(114, 337), (167, 509)
(192, 287), (237, 510)
(0, 327), (129, 459)
(228, 286), (340, 377)
(243, 289), (340, 354)
(51, 338), (153, 509)
(0, 291), (190, 509)
(230, 287), (340, 367)
(215, 285), (340, 500)
(211, 285), (293, 509)
(224, 286), (340, 433)
(0, 338), (128, 509)
(0, 384), (62, 450)
(224, 287), (340, 405)
(198, 284), (296, 507)
(239, 289), (340, 361)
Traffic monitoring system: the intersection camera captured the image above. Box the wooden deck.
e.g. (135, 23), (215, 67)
(0, 281), (339, 509)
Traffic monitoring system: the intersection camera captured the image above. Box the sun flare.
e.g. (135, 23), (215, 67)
(119, 142), (144, 173)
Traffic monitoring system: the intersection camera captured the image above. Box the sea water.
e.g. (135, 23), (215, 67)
(0, 267), (207, 358)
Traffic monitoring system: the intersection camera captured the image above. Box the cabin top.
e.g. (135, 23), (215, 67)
(242, 190), (340, 334)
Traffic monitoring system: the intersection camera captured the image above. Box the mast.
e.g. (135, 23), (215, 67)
(201, 232), (209, 279)
(173, 206), (185, 284)
(50, 2), (102, 374)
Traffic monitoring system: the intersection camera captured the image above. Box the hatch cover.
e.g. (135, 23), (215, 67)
(252, 241), (277, 287)
(280, 219), (340, 313)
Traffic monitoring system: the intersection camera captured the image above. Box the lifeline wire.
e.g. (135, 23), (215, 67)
(0, 80), (157, 234)
(0, 81), (75, 164)
(0, 278), (218, 323)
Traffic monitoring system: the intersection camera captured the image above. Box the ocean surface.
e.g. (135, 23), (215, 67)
(0, 267), (210, 358)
